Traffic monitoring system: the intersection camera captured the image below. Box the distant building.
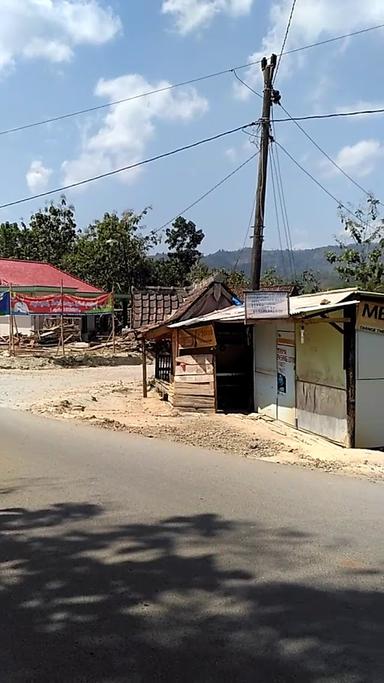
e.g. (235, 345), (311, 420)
(0, 258), (103, 337)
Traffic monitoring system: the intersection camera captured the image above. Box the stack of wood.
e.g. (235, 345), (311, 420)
(36, 322), (81, 346)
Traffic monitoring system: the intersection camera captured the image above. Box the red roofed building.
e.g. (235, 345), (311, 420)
(0, 259), (103, 337)
(0, 258), (101, 293)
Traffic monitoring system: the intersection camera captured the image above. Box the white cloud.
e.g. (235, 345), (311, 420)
(26, 160), (53, 192)
(0, 0), (121, 72)
(62, 74), (209, 186)
(236, 1), (384, 98)
(225, 146), (238, 162)
(162, 0), (254, 34)
(322, 139), (384, 178)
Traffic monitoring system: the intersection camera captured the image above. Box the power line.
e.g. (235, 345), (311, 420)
(152, 150), (259, 234)
(273, 107), (384, 122)
(270, 143), (293, 276)
(283, 22), (384, 58)
(232, 71), (384, 124)
(232, 69), (262, 98)
(0, 121), (257, 210)
(274, 0), (298, 83)
(269, 145), (288, 278)
(274, 139), (372, 231)
(1, 22), (384, 138)
(277, 101), (382, 203)
(270, 134), (296, 277)
(233, 72), (381, 201)
(232, 194), (256, 273)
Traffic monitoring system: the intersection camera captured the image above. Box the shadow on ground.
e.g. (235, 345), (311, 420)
(0, 503), (382, 682)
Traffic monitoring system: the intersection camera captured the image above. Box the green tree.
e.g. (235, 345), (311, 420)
(66, 209), (157, 293)
(0, 222), (24, 259)
(293, 269), (320, 294)
(261, 267), (283, 287)
(326, 195), (384, 291)
(158, 216), (205, 286)
(21, 196), (77, 267)
(218, 269), (249, 298)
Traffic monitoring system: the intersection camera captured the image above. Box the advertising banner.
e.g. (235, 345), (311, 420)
(11, 292), (113, 316)
(0, 291), (10, 315)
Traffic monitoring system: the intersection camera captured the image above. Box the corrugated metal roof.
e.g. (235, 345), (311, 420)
(292, 299), (359, 315)
(170, 304), (245, 327)
(289, 288), (357, 315)
(169, 288), (384, 327)
(0, 259), (102, 293)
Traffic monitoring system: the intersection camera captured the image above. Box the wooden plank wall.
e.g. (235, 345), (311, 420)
(173, 352), (216, 412)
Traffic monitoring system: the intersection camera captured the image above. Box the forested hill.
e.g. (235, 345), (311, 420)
(203, 245), (341, 285)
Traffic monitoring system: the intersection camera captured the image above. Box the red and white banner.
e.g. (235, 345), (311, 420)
(11, 292), (113, 316)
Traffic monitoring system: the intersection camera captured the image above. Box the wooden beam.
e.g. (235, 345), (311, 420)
(142, 339), (148, 398)
(344, 305), (356, 448)
(297, 317), (351, 325)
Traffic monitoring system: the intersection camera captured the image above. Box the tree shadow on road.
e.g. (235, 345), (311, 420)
(0, 503), (383, 682)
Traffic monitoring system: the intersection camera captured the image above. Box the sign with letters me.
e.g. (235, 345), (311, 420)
(357, 300), (384, 334)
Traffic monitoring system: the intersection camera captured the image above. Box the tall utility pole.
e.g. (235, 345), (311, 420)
(251, 53), (278, 290)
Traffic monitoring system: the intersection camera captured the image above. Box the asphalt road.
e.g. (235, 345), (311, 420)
(0, 408), (383, 682)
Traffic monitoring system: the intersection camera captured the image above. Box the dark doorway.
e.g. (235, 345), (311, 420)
(215, 323), (253, 412)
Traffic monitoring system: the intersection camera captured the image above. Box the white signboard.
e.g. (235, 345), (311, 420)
(245, 291), (289, 321)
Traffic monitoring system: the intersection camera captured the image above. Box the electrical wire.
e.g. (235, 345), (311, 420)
(1, 22), (384, 138)
(232, 69), (262, 98)
(269, 144), (288, 278)
(270, 115), (296, 274)
(232, 123), (262, 273)
(278, 101), (382, 204)
(274, 0), (298, 83)
(0, 121), (257, 210)
(273, 107), (384, 122)
(232, 194), (256, 274)
(270, 140), (296, 278)
(232, 71), (384, 211)
(152, 150), (259, 235)
(232, 71), (384, 124)
(274, 139), (372, 231)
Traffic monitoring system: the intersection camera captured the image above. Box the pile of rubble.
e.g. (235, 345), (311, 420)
(0, 327), (141, 354)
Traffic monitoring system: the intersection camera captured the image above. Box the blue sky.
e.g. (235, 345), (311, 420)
(1, 0), (384, 256)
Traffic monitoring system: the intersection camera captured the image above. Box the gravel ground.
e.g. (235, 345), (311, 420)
(1, 356), (383, 482)
(0, 362), (144, 410)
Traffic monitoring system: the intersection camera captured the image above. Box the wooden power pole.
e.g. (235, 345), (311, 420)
(251, 54), (277, 290)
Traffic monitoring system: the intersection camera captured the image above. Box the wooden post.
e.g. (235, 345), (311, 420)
(142, 337), (148, 398)
(60, 280), (65, 356)
(251, 54), (277, 290)
(8, 285), (14, 357)
(345, 305), (356, 448)
(112, 288), (116, 355)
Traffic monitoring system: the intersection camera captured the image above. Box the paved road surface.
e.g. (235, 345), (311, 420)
(0, 408), (383, 682)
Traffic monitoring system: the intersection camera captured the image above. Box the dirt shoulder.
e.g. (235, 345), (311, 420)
(2, 358), (379, 482)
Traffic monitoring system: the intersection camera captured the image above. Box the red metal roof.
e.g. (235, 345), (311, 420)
(0, 259), (102, 293)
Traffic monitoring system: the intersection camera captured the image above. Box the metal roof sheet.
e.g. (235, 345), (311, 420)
(289, 288), (355, 315)
(291, 299), (359, 315)
(170, 304), (245, 327)
(169, 289), (384, 327)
